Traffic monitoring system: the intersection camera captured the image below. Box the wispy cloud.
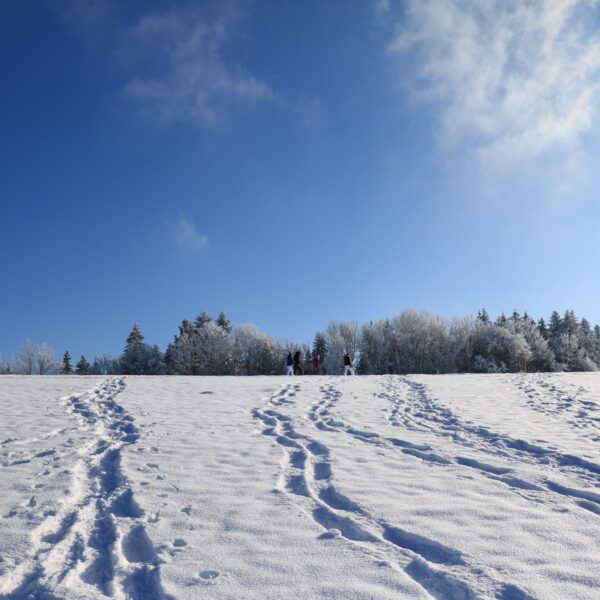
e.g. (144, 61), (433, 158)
(386, 0), (600, 170)
(168, 215), (209, 251)
(62, 1), (322, 131)
(119, 3), (278, 129)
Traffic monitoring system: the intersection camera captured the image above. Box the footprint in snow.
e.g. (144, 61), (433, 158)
(181, 506), (192, 516)
(198, 570), (221, 584)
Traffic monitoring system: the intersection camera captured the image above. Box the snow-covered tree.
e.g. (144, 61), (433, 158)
(89, 354), (120, 375)
(471, 322), (530, 373)
(507, 319), (555, 372)
(476, 308), (490, 324)
(197, 320), (233, 375)
(216, 311), (233, 334)
(13, 339), (38, 374)
(322, 321), (359, 375)
(120, 323), (152, 375)
(194, 311), (212, 329)
(37, 343), (58, 375)
(231, 323), (283, 375)
(0, 356), (10, 374)
(170, 320), (198, 375)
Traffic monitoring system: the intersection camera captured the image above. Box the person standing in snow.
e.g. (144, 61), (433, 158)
(312, 354), (320, 375)
(286, 352), (294, 376)
(343, 352), (353, 375)
(293, 350), (303, 375)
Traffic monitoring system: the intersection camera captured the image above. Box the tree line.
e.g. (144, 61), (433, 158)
(2, 308), (600, 376)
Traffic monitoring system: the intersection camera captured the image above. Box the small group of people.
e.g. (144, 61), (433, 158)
(286, 350), (304, 376)
(285, 351), (353, 376)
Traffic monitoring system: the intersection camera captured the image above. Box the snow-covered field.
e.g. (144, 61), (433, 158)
(1, 374), (600, 599)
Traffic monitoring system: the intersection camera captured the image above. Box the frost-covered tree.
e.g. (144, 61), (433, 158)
(563, 310), (579, 336)
(322, 321), (359, 375)
(120, 323), (154, 375)
(450, 317), (476, 373)
(231, 324), (283, 375)
(548, 310), (562, 343)
(147, 345), (165, 375)
(0, 354), (11, 374)
(170, 320), (198, 375)
(358, 321), (386, 374)
(394, 310), (453, 374)
(37, 343), (59, 375)
(495, 313), (508, 328)
(194, 311), (212, 329)
(357, 310), (455, 375)
(76, 355), (90, 375)
(61, 351), (73, 374)
(197, 320), (233, 375)
(13, 339), (38, 374)
(507, 319), (555, 372)
(471, 322), (530, 373)
(476, 308), (490, 324)
(216, 311), (233, 334)
(89, 354), (120, 375)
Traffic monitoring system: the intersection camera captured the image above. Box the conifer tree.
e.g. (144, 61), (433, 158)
(537, 318), (548, 340)
(548, 311), (562, 342)
(476, 309), (490, 324)
(121, 323), (150, 375)
(61, 351), (73, 374)
(76, 355), (90, 375)
(216, 311), (233, 334)
(563, 310), (579, 336)
(195, 311), (212, 330)
(495, 313), (507, 327)
(312, 333), (327, 363)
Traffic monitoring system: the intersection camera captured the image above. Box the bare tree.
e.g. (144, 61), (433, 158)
(13, 339), (38, 374)
(37, 343), (59, 375)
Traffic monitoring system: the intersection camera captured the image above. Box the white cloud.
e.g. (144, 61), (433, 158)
(387, 0), (600, 170)
(120, 3), (277, 129)
(168, 215), (209, 251)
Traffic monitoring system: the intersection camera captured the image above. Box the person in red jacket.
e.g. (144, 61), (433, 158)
(312, 354), (320, 375)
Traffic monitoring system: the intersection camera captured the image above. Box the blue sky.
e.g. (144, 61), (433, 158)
(2, 0), (600, 360)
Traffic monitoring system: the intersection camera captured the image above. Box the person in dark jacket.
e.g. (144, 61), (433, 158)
(293, 350), (303, 375)
(286, 352), (294, 376)
(343, 352), (353, 375)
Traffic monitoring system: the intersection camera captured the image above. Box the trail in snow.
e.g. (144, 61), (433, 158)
(372, 376), (600, 509)
(0, 378), (171, 600)
(3, 374), (600, 599)
(514, 374), (600, 441)
(252, 380), (535, 600)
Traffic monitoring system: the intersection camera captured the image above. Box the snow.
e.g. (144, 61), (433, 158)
(1, 373), (600, 599)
